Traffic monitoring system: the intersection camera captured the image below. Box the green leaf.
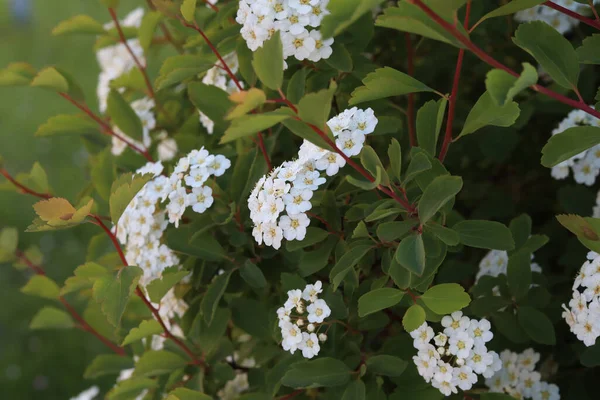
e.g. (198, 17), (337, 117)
(282, 118), (332, 150)
(474, 0), (545, 26)
(134, 350), (189, 377)
(180, 0), (197, 22)
(509, 214), (532, 251)
(52, 15), (106, 36)
(221, 109), (291, 144)
(517, 306), (556, 345)
(0, 227), (18, 262)
(252, 31), (284, 90)
(109, 173), (153, 225)
(403, 304), (426, 332)
(513, 21), (579, 89)
(365, 355), (407, 377)
(377, 221), (417, 242)
(454, 220), (515, 250)
(240, 260), (267, 289)
(361, 146), (390, 186)
(21, 275), (60, 299)
(376, 2), (469, 48)
(231, 298), (271, 339)
(403, 152), (432, 185)
(287, 227), (330, 252)
(30, 67), (69, 92)
(358, 288), (404, 317)
(61, 262), (109, 295)
(421, 283), (471, 314)
(84, 355), (134, 379)
(416, 99), (447, 156)
(108, 377), (158, 400)
(458, 91), (520, 137)
(107, 90), (144, 142)
(507, 250), (532, 300)
(394, 234), (426, 276)
(581, 343), (600, 367)
(388, 138), (402, 181)
(0, 62), (36, 86)
(30, 307), (74, 330)
(91, 149), (116, 202)
(329, 244), (372, 290)
(139, 11), (163, 50)
(35, 114), (98, 137)
(281, 358), (352, 388)
(121, 319), (163, 346)
(485, 63), (537, 106)
(347, 166), (382, 191)
(167, 228), (228, 261)
(325, 42), (353, 72)
(188, 82), (232, 132)
(342, 380), (366, 400)
(226, 88), (267, 119)
(201, 270), (232, 324)
(167, 388), (212, 400)
(350, 67), (434, 105)
(321, 0), (385, 37)
(92, 265), (143, 327)
(418, 176), (463, 224)
(146, 269), (189, 303)
(424, 223), (459, 246)
(286, 68), (308, 104)
(298, 83), (337, 128)
(541, 126), (600, 167)
(577, 34), (600, 64)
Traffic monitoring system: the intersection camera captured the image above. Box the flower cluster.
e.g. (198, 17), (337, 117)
(218, 373), (250, 400)
(477, 250), (542, 285)
(549, 109), (600, 185)
(236, 0), (334, 63)
(562, 251), (600, 346)
(515, 0), (600, 35)
(277, 281), (331, 359)
(199, 52), (242, 134)
(117, 149), (230, 284)
(410, 312), (501, 396)
(97, 8), (145, 112)
(248, 107), (377, 249)
(485, 349), (560, 400)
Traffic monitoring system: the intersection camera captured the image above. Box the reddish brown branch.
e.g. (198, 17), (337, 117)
(278, 390), (304, 400)
(438, 0), (471, 162)
(411, 0), (600, 121)
(15, 250), (125, 356)
(59, 93), (153, 161)
(405, 33), (417, 147)
(543, 1), (600, 30)
(0, 169), (52, 199)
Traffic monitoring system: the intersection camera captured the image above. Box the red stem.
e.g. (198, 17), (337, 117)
(0, 169), (52, 199)
(278, 390), (304, 400)
(306, 211), (343, 238)
(15, 250), (125, 356)
(438, 0), (471, 162)
(405, 33), (417, 147)
(543, 1), (600, 30)
(91, 216), (205, 367)
(108, 8), (157, 100)
(411, 0), (600, 121)
(59, 93), (153, 161)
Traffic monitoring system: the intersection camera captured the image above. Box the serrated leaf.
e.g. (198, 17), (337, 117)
(577, 34), (600, 64)
(298, 82), (337, 128)
(35, 114), (98, 137)
(30, 307), (74, 329)
(122, 320), (163, 346)
(358, 288), (404, 317)
(226, 88), (267, 120)
(84, 355), (134, 379)
(221, 109), (291, 144)
(109, 173), (153, 224)
(52, 15), (106, 36)
(61, 262), (109, 295)
(458, 91), (520, 137)
(486, 63), (537, 106)
(321, 0), (385, 37)
(474, 0), (545, 26)
(93, 266), (143, 327)
(421, 283), (471, 314)
(541, 126), (600, 167)
(146, 269), (189, 303)
(403, 304), (426, 332)
(33, 197), (76, 222)
(30, 67), (69, 92)
(21, 275), (60, 299)
(350, 67), (434, 105)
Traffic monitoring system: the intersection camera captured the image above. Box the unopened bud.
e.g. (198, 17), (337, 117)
(307, 323), (315, 332)
(318, 333), (328, 342)
(437, 347), (446, 356)
(456, 358), (465, 366)
(296, 319), (304, 327)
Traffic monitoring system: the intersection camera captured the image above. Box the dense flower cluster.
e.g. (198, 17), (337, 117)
(477, 250), (542, 285)
(277, 281), (331, 358)
(199, 52), (242, 134)
(97, 8), (145, 112)
(117, 149), (230, 284)
(515, 0), (600, 34)
(248, 108), (377, 249)
(550, 109), (600, 185)
(410, 312), (501, 396)
(562, 251), (600, 346)
(485, 349), (560, 400)
(236, 0), (334, 63)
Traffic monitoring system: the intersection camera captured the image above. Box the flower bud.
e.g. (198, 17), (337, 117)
(296, 319), (304, 327)
(456, 358), (465, 366)
(318, 333), (328, 342)
(437, 347), (446, 356)
(307, 324), (315, 332)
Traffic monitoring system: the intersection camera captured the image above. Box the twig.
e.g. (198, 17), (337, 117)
(277, 390), (304, 400)
(544, 1), (600, 30)
(0, 169), (52, 199)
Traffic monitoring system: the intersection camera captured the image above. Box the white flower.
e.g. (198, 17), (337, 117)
(532, 381), (560, 400)
(285, 289), (303, 311)
(441, 311), (471, 336)
(184, 167), (210, 188)
(516, 370), (541, 398)
(315, 151), (346, 176)
(433, 333), (448, 347)
(335, 130), (365, 157)
(467, 344), (493, 374)
(302, 281), (323, 302)
(187, 186), (214, 214)
(307, 299), (331, 323)
(350, 108), (378, 135)
(281, 321), (303, 350)
(433, 361), (454, 384)
(468, 318), (493, 346)
(279, 213), (310, 241)
(410, 322), (434, 349)
(299, 332), (320, 359)
(283, 187), (313, 214)
(207, 154), (232, 176)
(294, 170), (326, 191)
(307, 30), (333, 62)
(452, 365), (477, 391)
(448, 331), (474, 359)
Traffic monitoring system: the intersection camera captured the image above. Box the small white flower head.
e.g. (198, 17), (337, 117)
(410, 322), (434, 350)
(448, 331), (474, 359)
(299, 332), (320, 359)
(433, 333), (448, 347)
(187, 186), (214, 214)
(307, 299), (331, 324)
(307, 323), (315, 332)
(453, 365), (477, 391)
(441, 311), (471, 336)
(302, 281), (323, 302)
(318, 333), (327, 342)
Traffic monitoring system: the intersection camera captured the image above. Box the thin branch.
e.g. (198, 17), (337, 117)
(59, 93), (154, 161)
(277, 390), (304, 400)
(0, 169), (52, 199)
(145, 0), (185, 53)
(544, 1), (600, 30)
(439, 0), (471, 162)
(588, 0), (600, 22)
(405, 33), (417, 147)
(411, 0), (600, 121)
(15, 250), (126, 356)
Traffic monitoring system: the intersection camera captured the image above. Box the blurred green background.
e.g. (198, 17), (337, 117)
(0, 1), (140, 398)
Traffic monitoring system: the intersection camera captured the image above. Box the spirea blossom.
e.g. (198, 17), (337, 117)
(562, 251), (600, 346)
(549, 109), (600, 185)
(248, 107), (377, 249)
(485, 348), (560, 400)
(515, 0), (600, 35)
(410, 312), (501, 396)
(97, 8), (145, 111)
(477, 250), (542, 286)
(116, 149), (231, 284)
(237, 0), (334, 63)
(277, 281), (330, 358)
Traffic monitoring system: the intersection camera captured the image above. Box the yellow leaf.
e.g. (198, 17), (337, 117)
(33, 198), (76, 222)
(226, 88), (267, 120)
